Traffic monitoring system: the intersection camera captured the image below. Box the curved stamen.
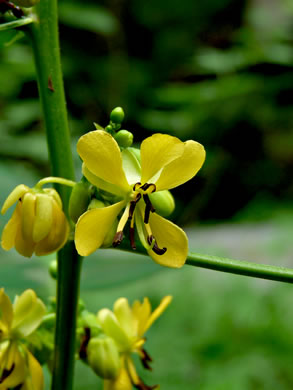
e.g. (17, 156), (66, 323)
(147, 235), (167, 255)
(143, 195), (155, 224)
(129, 193), (141, 220)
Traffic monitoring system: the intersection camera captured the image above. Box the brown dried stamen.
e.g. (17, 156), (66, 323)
(112, 231), (124, 247)
(0, 365), (14, 383)
(143, 195), (155, 224)
(129, 193), (142, 220)
(79, 327), (91, 359)
(147, 235), (167, 255)
(140, 348), (153, 370)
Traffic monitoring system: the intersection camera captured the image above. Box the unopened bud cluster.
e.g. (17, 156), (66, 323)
(1, 184), (69, 257)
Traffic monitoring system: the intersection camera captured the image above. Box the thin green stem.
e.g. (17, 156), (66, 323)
(0, 16), (35, 31)
(119, 242), (293, 284)
(25, 3), (82, 390)
(36, 176), (76, 189)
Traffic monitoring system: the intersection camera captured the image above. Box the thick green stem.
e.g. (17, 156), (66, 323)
(26, 3), (82, 390)
(119, 242), (293, 284)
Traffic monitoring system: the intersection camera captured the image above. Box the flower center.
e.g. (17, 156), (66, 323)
(112, 183), (167, 255)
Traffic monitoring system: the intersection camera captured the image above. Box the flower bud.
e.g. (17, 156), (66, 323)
(1, 185), (69, 257)
(149, 190), (175, 217)
(49, 259), (58, 280)
(69, 181), (91, 223)
(87, 336), (121, 379)
(114, 130), (133, 148)
(110, 107), (124, 124)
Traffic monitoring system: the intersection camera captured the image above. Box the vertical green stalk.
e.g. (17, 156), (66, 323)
(26, 2), (82, 390)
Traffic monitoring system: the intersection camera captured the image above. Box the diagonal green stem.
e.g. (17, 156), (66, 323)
(119, 242), (293, 284)
(25, 3), (82, 390)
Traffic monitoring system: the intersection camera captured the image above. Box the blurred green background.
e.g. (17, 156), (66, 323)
(1, 0), (293, 388)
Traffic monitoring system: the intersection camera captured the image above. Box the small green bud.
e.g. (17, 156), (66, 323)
(87, 336), (121, 379)
(49, 259), (58, 280)
(114, 130), (133, 148)
(149, 190), (175, 217)
(110, 107), (124, 124)
(105, 125), (113, 134)
(69, 181), (91, 223)
(12, 0), (39, 7)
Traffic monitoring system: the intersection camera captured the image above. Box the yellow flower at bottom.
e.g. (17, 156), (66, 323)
(98, 296), (172, 390)
(1, 184), (69, 257)
(0, 289), (45, 390)
(75, 131), (206, 268)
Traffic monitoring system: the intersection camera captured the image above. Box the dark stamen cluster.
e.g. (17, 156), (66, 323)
(112, 182), (167, 256)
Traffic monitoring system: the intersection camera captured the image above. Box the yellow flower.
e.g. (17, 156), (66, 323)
(1, 185), (69, 257)
(98, 296), (172, 390)
(0, 288), (45, 390)
(75, 131), (205, 267)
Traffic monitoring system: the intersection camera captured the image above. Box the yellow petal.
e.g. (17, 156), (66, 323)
(75, 201), (125, 256)
(82, 165), (126, 197)
(32, 194), (53, 242)
(113, 298), (136, 339)
(77, 131), (129, 192)
(1, 184), (29, 215)
(143, 296), (172, 334)
(15, 223), (35, 258)
(21, 192), (36, 242)
(20, 351), (44, 390)
(147, 212), (188, 268)
(98, 309), (130, 350)
(103, 364), (132, 390)
(140, 134), (184, 184)
(34, 200), (69, 256)
(132, 298), (151, 338)
(0, 288), (13, 337)
(12, 290), (46, 337)
(155, 140), (206, 191)
(1, 203), (21, 251)
(43, 188), (62, 207)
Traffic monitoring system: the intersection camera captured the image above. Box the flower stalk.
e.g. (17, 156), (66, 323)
(25, 2), (82, 390)
(119, 241), (293, 284)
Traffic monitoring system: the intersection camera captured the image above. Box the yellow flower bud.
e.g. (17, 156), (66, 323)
(1, 185), (69, 257)
(87, 336), (121, 379)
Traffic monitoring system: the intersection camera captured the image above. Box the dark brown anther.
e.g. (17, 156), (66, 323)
(129, 193), (141, 219)
(133, 182), (141, 191)
(147, 235), (167, 255)
(140, 348), (153, 370)
(0, 365), (14, 383)
(130, 226), (136, 250)
(143, 195), (155, 224)
(140, 183), (150, 191)
(79, 327), (91, 359)
(112, 231), (124, 247)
